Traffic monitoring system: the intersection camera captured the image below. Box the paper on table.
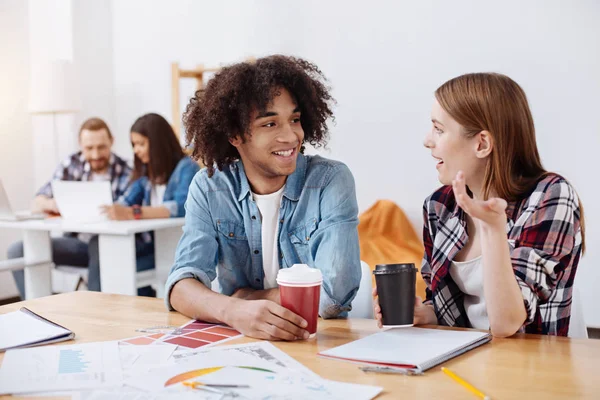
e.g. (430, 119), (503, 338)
(0, 309), (72, 351)
(126, 350), (286, 393)
(12, 344), (177, 398)
(51, 180), (113, 222)
(14, 391), (76, 398)
(0, 341), (122, 395)
(198, 366), (383, 400)
(171, 341), (318, 377)
(126, 344), (381, 399)
(119, 344), (177, 379)
(73, 389), (218, 400)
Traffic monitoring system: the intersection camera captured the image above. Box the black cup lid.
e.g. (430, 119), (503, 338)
(373, 263), (417, 275)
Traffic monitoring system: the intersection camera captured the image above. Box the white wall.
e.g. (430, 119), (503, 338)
(0, 0), (32, 298)
(110, 0), (299, 158)
(109, 0), (600, 325)
(28, 0), (78, 190)
(28, 0), (117, 191)
(72, 0), (117, 140)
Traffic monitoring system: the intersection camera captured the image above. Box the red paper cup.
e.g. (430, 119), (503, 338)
(277, 264), (322, 338)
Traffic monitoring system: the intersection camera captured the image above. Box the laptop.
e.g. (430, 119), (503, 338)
(0, 180), (45, 221)
(51, 180), (113, 223)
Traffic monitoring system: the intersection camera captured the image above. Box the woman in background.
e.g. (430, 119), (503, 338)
(89, 113), (199, 296)
(374, 73), (584, 337)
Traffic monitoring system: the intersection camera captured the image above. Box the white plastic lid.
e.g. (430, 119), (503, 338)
(276, 264), (323, 285)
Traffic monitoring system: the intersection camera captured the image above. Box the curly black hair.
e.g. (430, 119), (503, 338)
(183, 55), (335, 177)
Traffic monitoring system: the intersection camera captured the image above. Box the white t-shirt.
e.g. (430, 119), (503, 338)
(151, 184), (167, 206)
(449, 256), (490, 330)
(252, 186), (285, 289)
(90, 172), (110, 182)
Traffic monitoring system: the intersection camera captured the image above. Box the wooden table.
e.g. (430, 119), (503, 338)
(1, 292), (599, 399)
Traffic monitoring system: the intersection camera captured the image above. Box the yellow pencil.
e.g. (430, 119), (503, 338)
(441, 367), (491, 400)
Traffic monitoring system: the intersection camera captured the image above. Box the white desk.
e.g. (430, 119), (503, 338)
(0, 218), (184, 299)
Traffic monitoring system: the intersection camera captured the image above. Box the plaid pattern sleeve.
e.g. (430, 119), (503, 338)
(421, 185), (472, 328)
(35, 154), (82, 198)
(420, 201), (434, 305)
(509, 176), (582, 335)
(421, 173), (582, 336)
(109, 154), (132, 201)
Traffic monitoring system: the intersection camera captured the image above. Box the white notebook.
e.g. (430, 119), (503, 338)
(319, 327), (491, 372)
(0, 307), (75, 352)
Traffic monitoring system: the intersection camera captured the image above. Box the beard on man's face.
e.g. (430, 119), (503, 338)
(89, 157), (109, 172)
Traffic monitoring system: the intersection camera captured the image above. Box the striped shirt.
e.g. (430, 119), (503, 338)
(420, 173), (583, 336)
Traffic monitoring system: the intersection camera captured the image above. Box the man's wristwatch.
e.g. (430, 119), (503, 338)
(132, 205), (142, 220)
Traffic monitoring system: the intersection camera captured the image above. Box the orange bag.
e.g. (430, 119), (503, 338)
(358, 200), (426, 299)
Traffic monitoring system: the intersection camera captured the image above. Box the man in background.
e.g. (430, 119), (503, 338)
(7, 117), (131, 299)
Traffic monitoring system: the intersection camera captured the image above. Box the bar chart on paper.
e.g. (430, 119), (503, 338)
(0, 342), (123, 395)
(58, 348), (91, 374)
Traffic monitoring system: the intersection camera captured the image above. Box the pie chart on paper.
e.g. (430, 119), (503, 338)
(164, 366), (276, 387)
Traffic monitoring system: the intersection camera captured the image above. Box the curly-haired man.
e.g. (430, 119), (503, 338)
(165, 55), (361, 341)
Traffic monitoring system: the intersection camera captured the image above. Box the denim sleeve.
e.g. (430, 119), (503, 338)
(118, 178), (145, 206)
(311, 164), (361, 319)
(162, 160), (200, 218)
(164, 171), (219, 311)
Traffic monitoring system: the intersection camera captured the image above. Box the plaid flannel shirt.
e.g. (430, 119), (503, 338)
(420, 173), (582, 336)
(37, 152), (131, 202)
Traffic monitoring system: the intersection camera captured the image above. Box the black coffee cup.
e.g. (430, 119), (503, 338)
(373, 263), (417, 327)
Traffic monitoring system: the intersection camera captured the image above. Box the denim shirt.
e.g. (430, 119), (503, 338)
(119, 157), (199, 217)
(165, 154), (361, 319)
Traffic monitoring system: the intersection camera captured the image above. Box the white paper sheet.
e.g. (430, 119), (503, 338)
(51, 180), (113, 222)
(0, 341), (122, 395)
(119, 344), (177, 379)
(13, 344), (177, 397)
(171, 342), (318, 377)
(202, 366), (383, 400)
(73, 389), (218, 400)
(0, 309), (72, 351)
(125, 343), (381, 400)
(125, 351), (282, 393)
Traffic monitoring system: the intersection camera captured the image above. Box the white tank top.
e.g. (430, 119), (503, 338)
(449, 256), (490, 330)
